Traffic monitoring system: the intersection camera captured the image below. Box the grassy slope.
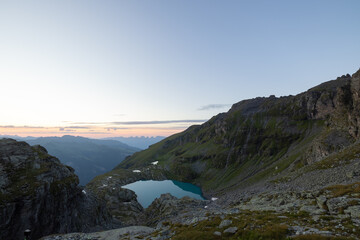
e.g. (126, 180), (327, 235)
(111, 74), (356, 193)
(117, 106), (322, 192)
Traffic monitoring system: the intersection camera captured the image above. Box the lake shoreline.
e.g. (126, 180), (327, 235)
(122, 179), (205, 208)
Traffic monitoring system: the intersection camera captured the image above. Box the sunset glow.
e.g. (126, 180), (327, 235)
(0, 124), (198, 138)
(1, 1), (359, 138)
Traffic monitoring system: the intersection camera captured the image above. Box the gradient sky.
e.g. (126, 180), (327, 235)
(1, 0), (360, 137)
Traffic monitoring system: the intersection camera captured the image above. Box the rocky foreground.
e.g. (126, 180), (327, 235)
(40, 167), (360, 240)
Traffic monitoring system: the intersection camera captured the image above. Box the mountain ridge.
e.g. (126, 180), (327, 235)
(115, 69), (360, 196)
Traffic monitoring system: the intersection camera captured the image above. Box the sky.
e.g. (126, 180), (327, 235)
(0, 0), (359, 138)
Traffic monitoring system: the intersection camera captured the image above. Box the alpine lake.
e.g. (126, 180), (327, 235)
(122, 180), (205, 208)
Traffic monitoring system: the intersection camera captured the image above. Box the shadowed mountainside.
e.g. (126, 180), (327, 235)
(0, 139), (114, 240)
(115, 69), (360, 196)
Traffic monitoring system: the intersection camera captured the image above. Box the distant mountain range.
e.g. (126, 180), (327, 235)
(103, 136), (165, 149)
(0, 135), (140, 185)
(0, 135), (165, 150)
(0, 135), (37, 141)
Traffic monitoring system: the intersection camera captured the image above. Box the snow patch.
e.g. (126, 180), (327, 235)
(151, 161), (159, 165)
(82, 190), (86, 195)
(204, 206), (208, 209)
(211, 197), (218, 201)
(133, 170), (141, 173)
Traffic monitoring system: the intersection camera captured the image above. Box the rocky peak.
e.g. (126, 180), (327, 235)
(0, 138), (78, 202)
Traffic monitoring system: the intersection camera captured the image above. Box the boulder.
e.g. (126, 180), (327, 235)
(344, 206), (360, 219)
(145, 193), (208, 226)
(223, 227), (238, 234)
(213, 231), (222, 236)
(218, 219), (232, 228)
(316, 195), (327, 210)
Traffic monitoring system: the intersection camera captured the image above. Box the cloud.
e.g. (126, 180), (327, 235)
(111, 120), (207, 125)
(71, 120), (207, 125)
(65, 126), (90, 129)
(198, 104), (231, 111)
(0, 125), (45, 129)
(106, 127), (129, 131)
(0, 125), (15, 128)
(58, 128), (76, 132)
(70, 122), (107, 125)
(59, 126), (89, 131)
(28, 131), (109, 135)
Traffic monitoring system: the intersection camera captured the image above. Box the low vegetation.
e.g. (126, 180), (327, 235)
(153, 209), (358, 240)
(324, 182), (360, 198)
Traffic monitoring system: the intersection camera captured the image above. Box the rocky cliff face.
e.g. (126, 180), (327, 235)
(0, 139), (112, 240)
(117, 69), (360, 195)
(84, 157), (170, 226)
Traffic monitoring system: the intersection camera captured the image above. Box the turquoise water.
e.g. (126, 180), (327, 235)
(122, 180), (205, 208)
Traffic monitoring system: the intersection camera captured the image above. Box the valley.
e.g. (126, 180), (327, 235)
(2, 1), (359, 239)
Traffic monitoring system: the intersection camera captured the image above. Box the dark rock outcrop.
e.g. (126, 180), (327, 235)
(85, 167), (168, 227)
(86, 181), (146, 227)
(145, 193), (209, 226)
(0, 139), (112, 240)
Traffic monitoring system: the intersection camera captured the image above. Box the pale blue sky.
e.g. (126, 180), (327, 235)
(0, 0), (359, 137)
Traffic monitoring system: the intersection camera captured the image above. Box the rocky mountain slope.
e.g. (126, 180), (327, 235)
(0, 139), (115, 240)
(115, 69), (360, 198)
